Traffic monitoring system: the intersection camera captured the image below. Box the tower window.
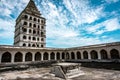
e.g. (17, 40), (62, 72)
(22, 28), (27, 32)
(34, 18), (36, 21)
(23, 43), (26, 47)
(24, 22), (27, 25)
(38, 25), (40, 29)
(41, 20), (44, 24)
(32, 44), (35, 47)
(24, 15), (28, 19)
(29, 29), (31, 33)
(41, 26), (44, 29)
(33, 30), (36, 34)
(23, 35), (26, 39)
(41, 38), (44, 41)
(37, 38), (39, 41)
(33, 37), (36, 40)
(30, 16), (32, 20)
(29, 23), (32, 27)
(29, 36), (31, 40)
(41, 45), (43, 47)
(28, 44), (31, 47)
(33, 24), (36, 27)
(38, 19), (40, 22)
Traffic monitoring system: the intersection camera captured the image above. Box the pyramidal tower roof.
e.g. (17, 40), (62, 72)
(23, 0), (41, 15)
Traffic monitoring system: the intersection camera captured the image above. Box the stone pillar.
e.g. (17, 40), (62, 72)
(75, 52), (77, 60)
(11, 52), (15, 63)
(98, 50), (101, 59)
(81, 51), (84, 59)
(88, 51), (91, 59)
(41, 53), (43, 61)
(0, 53), (1, 63)
(48, 52), (50, 60)
(55, 53), (57, 60)
(32, 53), (35, 62)
(23, 52), (26, 62)
(107, 50), (111, 59)
(69, 52), (71, 60)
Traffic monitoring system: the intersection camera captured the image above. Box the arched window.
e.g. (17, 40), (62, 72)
(41, 32), (44, 37)
(83, 51), (88, 59)
(33, 30), (36, 34)
(77, 51), (81, 59)
(24, 15), (28, 19)
(35, 52), (41, 61)
(66, 52), (69, 59)
(22, 28), (27, 32)
(71, 52), (75, 59)
(51, 52), (55, 60)
(23, 43), (26, 47)
(34, 18), (36, 21)
(41, 38), (44, 41)
(110, 49), (119, 59)
(23, 35), (26, 39)
(29, 36), (31, 40)
(41, 26), (44, 29)
(14, 52), (23, 62)
(33, 37), (36, 40)
(1, 52), (11, 63)
(37, 38), (39, 41)
(37, 44), (39, 47)
(24, 21), (27, 25)
(38, 25), (40, 29)
(41, 20), (44, 24)
(57, 52), (60, 60)
(43, 52), (48, 60)
(62, 52), (65, 59)
(90, 50), (98, 59)
(33, 24), (36, 27)
(100, 49), (108, 59)
(28, 44), (31, 47)
(32, 44), (36, 47)
(25, 52), (32, 61)
(29, 23), (32, 27)
(29, 16), (32, 20)
(38, 19), (40, 22)
(29, 29), (31, 33)
(41, 45), (43, 47)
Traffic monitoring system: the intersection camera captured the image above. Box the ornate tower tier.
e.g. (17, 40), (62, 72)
(14, 0), (46, 48)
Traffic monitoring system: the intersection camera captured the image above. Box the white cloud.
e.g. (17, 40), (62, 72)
(86, 18), (120, 35)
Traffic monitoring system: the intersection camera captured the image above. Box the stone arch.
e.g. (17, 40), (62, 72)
(32, 44), (36, 47)
(35, 52), (41, 61)
(14, 52), (23, 62)
(50, 52), (55, 60)
(77, 51), (81, 59)
(71, 52), (75, 59)
(66, 52), (70, 59)
(43, 52), (48, 60)
(1, 52), (11, 63)
(83, 51), (88, 59)
(56, 52), (60, 60)
(110, 49), (119, 59)
(90, 50), (98, 59)
(25, 52), (32, 61)
(62, 52), (65, 59)
(100, 49), (108, 59)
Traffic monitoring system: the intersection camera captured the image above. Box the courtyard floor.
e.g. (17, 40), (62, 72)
(0, 67), (120, 80)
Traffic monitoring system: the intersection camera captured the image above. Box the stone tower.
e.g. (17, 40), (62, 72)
(14, 0), (46, 48)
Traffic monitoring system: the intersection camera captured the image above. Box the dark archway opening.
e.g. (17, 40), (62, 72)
(100, 49), (108, 59)
(90, 50), (98, 59)
(25, 52), (32, 61)
(14, 52), (23, 62)
(51, 52), (55, 60)
(77, 51), (81, 59)
(1, 52), (11, 63)
(83, 51), (88, 59)
(71, 52), (75, 59)
(57, 52), (60, 60)
(62, 52), (65, 59)
(35, 52), (41, 61)
(44, 52), (48, 60)
(110, 49), (119, 59)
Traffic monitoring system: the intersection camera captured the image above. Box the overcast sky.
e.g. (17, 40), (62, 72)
(0, 0), (120, 48)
